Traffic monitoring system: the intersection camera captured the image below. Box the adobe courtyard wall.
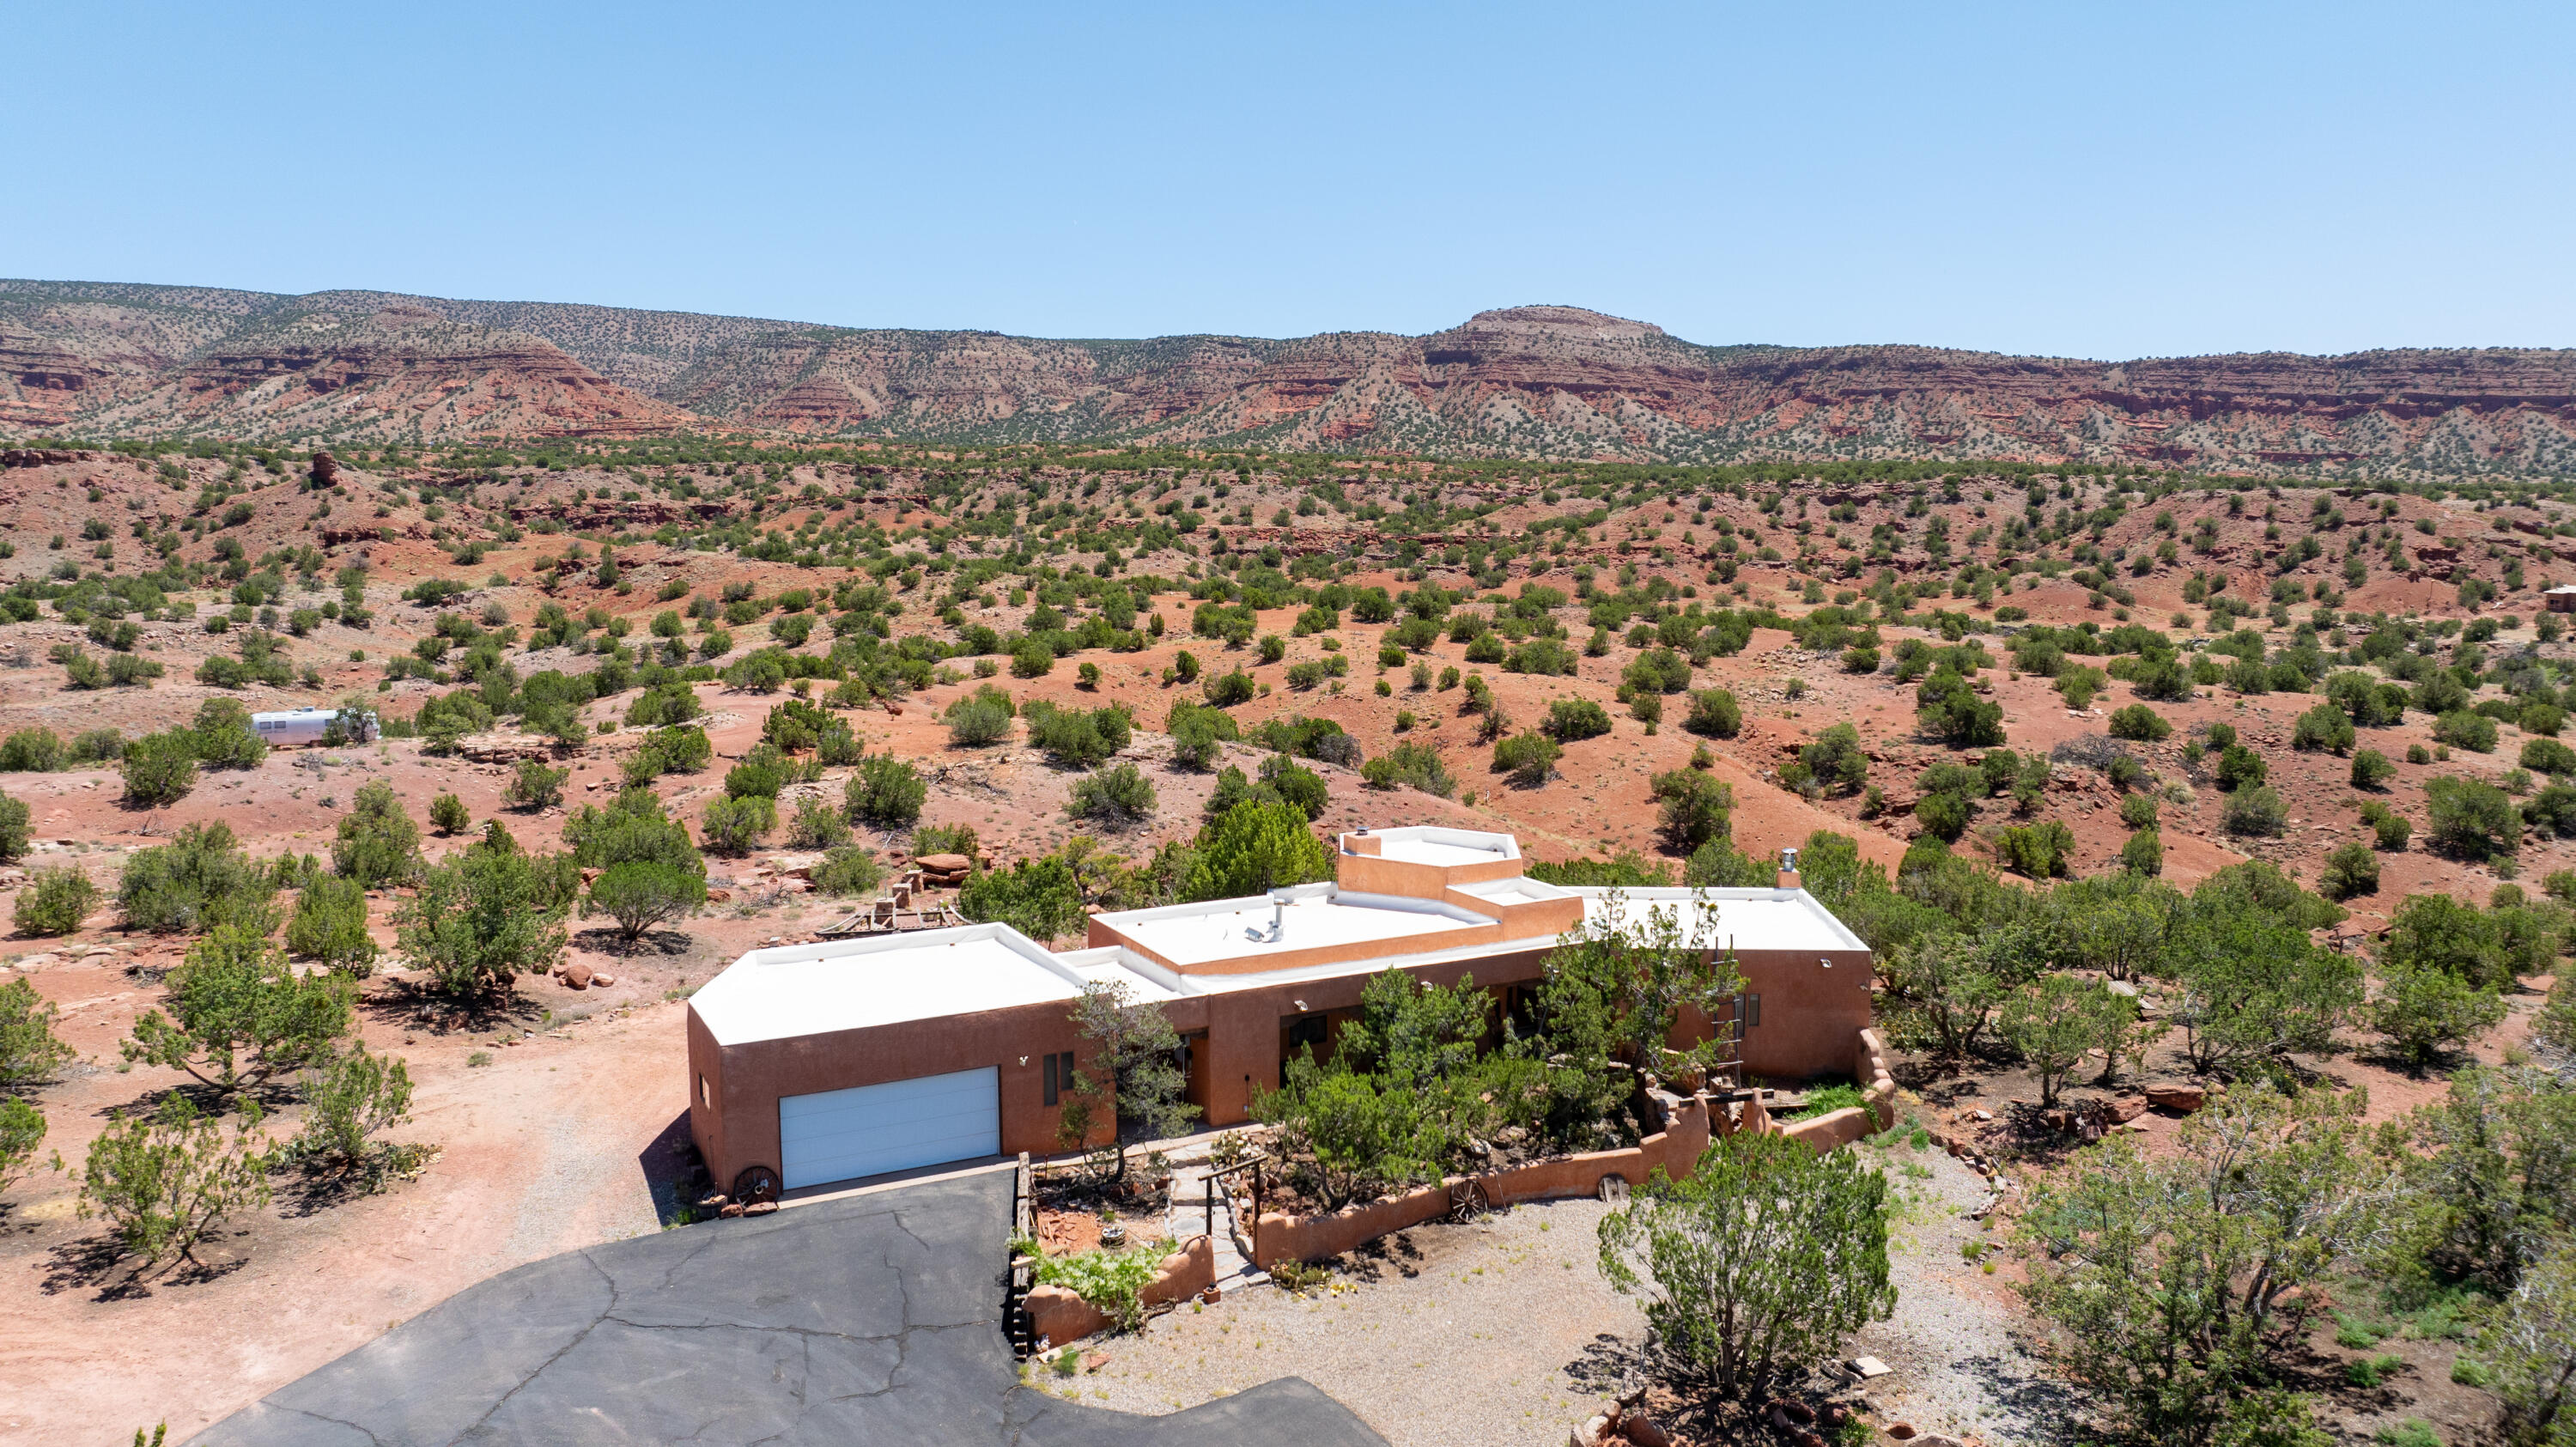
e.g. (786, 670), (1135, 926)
(1024, 1234), (1216, 1349)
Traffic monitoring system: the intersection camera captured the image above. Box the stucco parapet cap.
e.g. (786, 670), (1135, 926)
(1559, 886), (1870, 955)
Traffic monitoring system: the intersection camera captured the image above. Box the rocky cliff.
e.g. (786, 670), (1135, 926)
(4, 281), (2571, 477)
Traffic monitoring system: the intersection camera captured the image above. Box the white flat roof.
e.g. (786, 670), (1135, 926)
(1352, 824), (1520, 867)
(1105, 888), (1483, 968)
(692, 925), (1167, 1048)
(694, 884), (1869, 1045)
(1568, 886), (1868, 953)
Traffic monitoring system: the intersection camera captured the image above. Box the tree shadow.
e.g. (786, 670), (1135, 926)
(1340, 1228), (1425, 1284)
(85, 1076), (242, 1122)
(360, 980), (538, 1036)
(37, 1231), (243, 1301)
(1560, 1331), (1650, 1398)
(570, 926), (695, 958)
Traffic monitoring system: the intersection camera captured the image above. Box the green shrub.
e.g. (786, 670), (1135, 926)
(331, 781), (423, 888)
(2523, 738), (2576, 776)
(394, 841), (572, 997)
(0, 791), (26, 865)
(1360, 742), (1456, 799)
(286, 874), (379, 974)
(944, 684), (1018, 746)
(2222, 785), (2289, 837)
(189, 697), (267, 770)
(2292, 703), (2355, 754)
(1067, 763), (1157, 827)
(69, 726), (123, 762)
(2434, 709), (2499, 754)
(809, 846), (885, 898)
(584, 860), (707, 943)
(0, 728), (64, 772)
(2376, 811), (2414, 850)
(1026, 702), (1133, 768)
(1168, 702), (1236, 770)
(1202, 669), (1257, 707)
(2427, 775), (2520, 859)
(1652, 771), (1735, 854)
(1996, 821), (2075, 878)
(2352, 749), (2397, 789)
(786, 796), (850, 849)
(504, 758), (568, 812)
(1915, 788), (1969, 842)
(117, 823), (276, 934)
(119, 731), (197, 806)
(1916, 671), (2005, 747)
(2321, 842), (2380, 900)
(1492, 732), (1562, 787)
(845, 755), (927, 827)
(1546, 699), (1613, 741)
(76, 1096), (272, 1267)
(2120, 827), (2163, 875)
(428, 792), (471, 836)
(2214, 744), (2268, 792)
(15, 866), (99, 937)
(1684, 688), (1742, 739)
(699, 795), (775, 855)
(2118, 793), (2160, 830)
(285, 1044), (416, 1179)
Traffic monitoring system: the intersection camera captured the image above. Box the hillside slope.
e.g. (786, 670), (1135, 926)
(6, 280), (2573, 477)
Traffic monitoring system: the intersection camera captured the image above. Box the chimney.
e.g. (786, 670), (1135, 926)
(1777, 847), (1802, 892)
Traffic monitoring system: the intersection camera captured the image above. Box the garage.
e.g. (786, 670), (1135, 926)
(778, 1067), (1001, 1190)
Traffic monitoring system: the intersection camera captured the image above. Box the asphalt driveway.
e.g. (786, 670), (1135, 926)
(195, 1170), (1385, 1445)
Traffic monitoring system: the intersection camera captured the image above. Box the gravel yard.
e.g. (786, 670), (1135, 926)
(1844, 1131), (2075, 1446)
(1068, 1195), (1644, 1446)
(1061, 1132), (2063, 1447)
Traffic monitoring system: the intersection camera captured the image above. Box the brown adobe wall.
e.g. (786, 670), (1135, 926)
(685, 995), (1121, 1195)
(1730, 947), (1874, 1080)
(1250, 1096), (1716, 1270)
(1250, 1024), (1893, 1268)
(1024, 1234), (1216, 1349)
(1774, 1028), (1896, 1152)
(1333, 848), (1528, 900)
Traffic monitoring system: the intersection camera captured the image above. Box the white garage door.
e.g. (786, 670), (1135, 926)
(778, 1067), (1000, 1190)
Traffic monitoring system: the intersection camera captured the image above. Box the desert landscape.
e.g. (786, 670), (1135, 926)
(2, 290), (2575, 1444)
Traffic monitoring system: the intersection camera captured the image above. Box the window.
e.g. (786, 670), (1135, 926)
(1042, 1051), (1074, 1106)
(697, 1073), (709, 1110)
(1746, 994), (1762, 1029)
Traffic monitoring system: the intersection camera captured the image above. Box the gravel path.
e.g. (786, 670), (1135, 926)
(1066, 1135), (2069, 1447)
(1072, 1195), (1645, 1446)
(1844, 1133), (2076, 1446)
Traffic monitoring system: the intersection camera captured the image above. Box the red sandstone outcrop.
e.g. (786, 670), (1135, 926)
(6, 281), (2570, 472)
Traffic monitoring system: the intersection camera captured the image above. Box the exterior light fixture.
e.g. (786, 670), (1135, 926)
(1292, 1000), (1308, 1012)
(1820, 958), (1832, 969)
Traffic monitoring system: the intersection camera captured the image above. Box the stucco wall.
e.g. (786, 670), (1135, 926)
(1732, 947), (1874, 1081)
(1249, 1097), (1717, 1269)
(687, 996), (1115, 1194)
(689, 936), (1874, 1196)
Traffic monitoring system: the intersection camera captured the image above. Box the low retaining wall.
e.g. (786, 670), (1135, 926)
(1249, 1026), (1901, 1268)
(1025, 1234), (1214, 1350)
(1251, 1096), (1716, 1270)
(1777, 1027), (1897, 1153)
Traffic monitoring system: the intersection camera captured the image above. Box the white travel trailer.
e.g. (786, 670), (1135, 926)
(249, 708), (377, 746)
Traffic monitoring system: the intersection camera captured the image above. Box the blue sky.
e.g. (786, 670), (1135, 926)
(11, 2), (2572, 357)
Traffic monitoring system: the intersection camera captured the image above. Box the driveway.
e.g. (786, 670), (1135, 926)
(195, 1170), (1386, 1446)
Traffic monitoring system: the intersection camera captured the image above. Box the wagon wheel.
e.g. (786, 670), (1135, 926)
(732, 1164), (782, 1206)
(1448, 1178), (1490, 1222)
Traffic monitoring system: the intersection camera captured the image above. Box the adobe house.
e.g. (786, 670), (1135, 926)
(683, 826), (1871, 1198)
